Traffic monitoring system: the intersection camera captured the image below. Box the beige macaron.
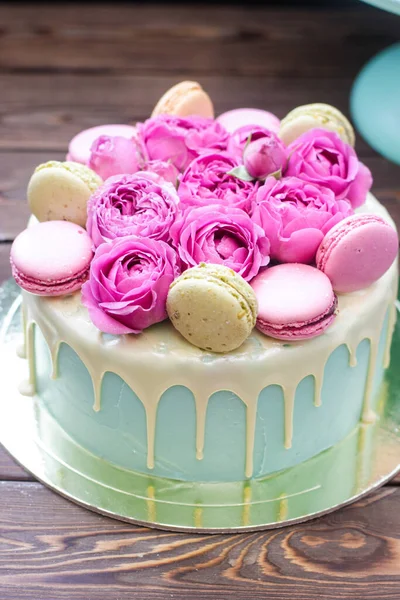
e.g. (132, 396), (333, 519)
(167, 263), (257, 353)
(279, 103), (355, 147)
(151, 81), (214, 119)
(27, 161), (102, 228)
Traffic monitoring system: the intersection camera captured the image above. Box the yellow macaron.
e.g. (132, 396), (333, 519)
(151, 81), (214, 119)
(279, 103), (355, 147)
(28, 161), (102, 228)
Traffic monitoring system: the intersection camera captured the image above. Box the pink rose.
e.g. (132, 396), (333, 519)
(178, 153), (257, 213)
(285, 128), (372, 208)
(88, 135), (144, 180)
(81, 236), (180, 334)
(144, 160), (179, 186)
(87, 173), (179, 247)
(171, 204), (270, 281)
(228, 125), (279, 162)
(243, 135), (287, 179)
(137, 115), (229, 171)
(252, 176), (353, 264)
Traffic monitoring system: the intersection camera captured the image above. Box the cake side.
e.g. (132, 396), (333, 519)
(21, 194), (398, 482)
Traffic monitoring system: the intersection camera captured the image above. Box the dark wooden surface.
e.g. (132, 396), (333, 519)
(0, 3), (399, 598)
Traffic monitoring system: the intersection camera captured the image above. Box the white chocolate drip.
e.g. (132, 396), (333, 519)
(283, 384), (296, 450)
(194, 393), (208, 461)
(313, 373), (323, 408)
(16, 301), (28, 359)
(384, 299), (397, 369)
(244, 399), (258, 478)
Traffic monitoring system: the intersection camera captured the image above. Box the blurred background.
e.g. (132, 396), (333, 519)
(0, 0), (399, 283)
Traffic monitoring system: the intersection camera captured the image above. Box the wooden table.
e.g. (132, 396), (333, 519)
(0, 3), (399, 598)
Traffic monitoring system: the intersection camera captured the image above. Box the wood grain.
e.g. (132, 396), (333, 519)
(0, 482), (398, 599)
(0, 446), (32, 481)
(0, 74), (362, 151)
(0, 4), (399, 595)
(0, 5), (397, 77)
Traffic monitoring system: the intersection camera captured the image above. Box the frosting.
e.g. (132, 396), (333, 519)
(20, 253), (397, 478)
(17, 195), (398, 480)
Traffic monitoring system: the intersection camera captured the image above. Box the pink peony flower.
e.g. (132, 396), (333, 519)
(170, 204), (270, 281)
(178, 153), (257, 213)
(81, 236), (180, 335)
(87, 173), (179, 247)
(243, 135), (287, 179)
(137, 115), (229, 172)
(252, 176), (353, 264)
(88, 135), (144, 180)
(285, 128), (372, 208)
(144, 160), (179, 186)
(228, 125), (279, 162)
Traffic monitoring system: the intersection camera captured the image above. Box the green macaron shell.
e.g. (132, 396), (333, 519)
(280, 103), (355, 146)
(172, 263), (257, 320)
(28, 161), (102, 227)
(167, 263), (258, 352)
(35, 160), (102, 192)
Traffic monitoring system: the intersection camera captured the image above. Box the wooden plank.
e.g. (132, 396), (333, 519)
(0, 74), (363, 151)
(0, 5), (396, 77)
(0, 482), (398, 599)
(0, 152), (63, 241)
(0, 70), (384, 158)
(0, 446), (33, 481)
(0, 150), (398, 241)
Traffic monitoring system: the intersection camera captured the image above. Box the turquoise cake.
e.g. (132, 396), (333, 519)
(19, 194), (397, 486)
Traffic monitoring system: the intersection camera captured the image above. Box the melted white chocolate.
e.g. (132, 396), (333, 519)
(18, 195), (399, 479)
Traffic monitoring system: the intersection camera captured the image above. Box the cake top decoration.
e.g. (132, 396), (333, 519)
(151, 80), (214, 119)
(11, 221), (93, 296)
(251, 263), (337, 341)
(279, 103), (355, 147)
(167, 263), (257, 352)
(11, 80), (397, 352)
(316, 214), (399, 293)
(28, 160), (102, 227)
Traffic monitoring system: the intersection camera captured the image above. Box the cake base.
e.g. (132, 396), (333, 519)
(1, 279), (399, 533)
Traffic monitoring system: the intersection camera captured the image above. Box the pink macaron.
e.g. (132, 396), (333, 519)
(251, 263), (337, 341)
(316, 214), (399, 293)
(11, 221), (93, 296)
(216, 108), (280, 134)
(67, 124), (137, 165)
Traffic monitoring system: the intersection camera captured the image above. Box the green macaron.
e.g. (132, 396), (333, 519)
(167, 263), (258, 353)
(28, 160), (102, 228)
(279, 103), (355, 147)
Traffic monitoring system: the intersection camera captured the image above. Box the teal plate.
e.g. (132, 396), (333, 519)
(0, 280), (399, 533)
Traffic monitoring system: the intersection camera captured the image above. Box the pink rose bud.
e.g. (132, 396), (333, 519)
(243, 134), (287, 180)
(144, 160), (179, 186)
(88, 135), (143, 180)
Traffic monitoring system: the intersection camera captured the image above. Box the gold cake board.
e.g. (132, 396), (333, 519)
(0, 279), (399, 533)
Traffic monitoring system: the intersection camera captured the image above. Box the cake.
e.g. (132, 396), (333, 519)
(9, 83), (399, 528)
